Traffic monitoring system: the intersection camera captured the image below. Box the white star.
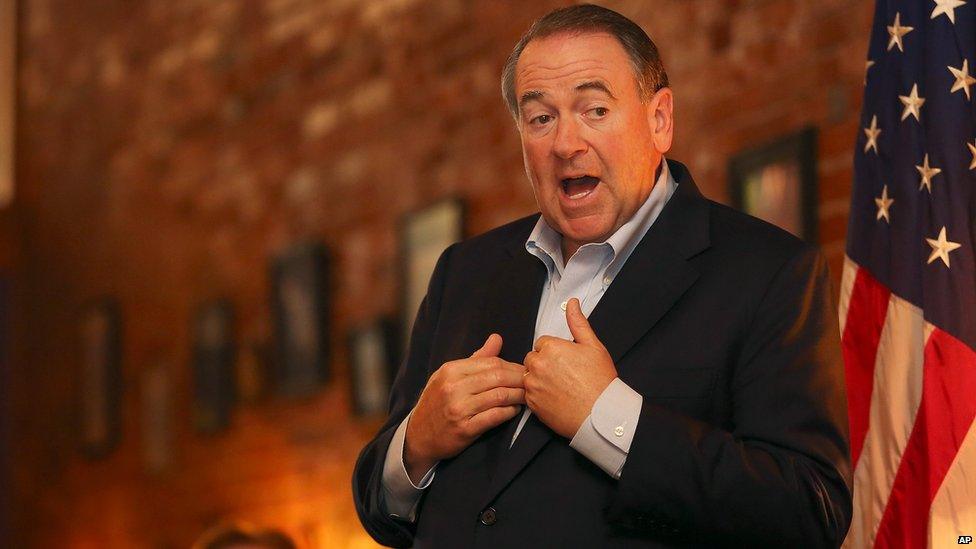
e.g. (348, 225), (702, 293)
(968, 139), (976, 170)
(899, 83), (926, 122)
(864, 115), (881, 154)
(931, 0), (967, 24)
(948, 59), (976, 100)
(875, 185), (894, 223)
(865, 59), (875, 85)
(916, 154), (942, 192)
(926, 226), (962, 268)
(887, 12), (914, 52)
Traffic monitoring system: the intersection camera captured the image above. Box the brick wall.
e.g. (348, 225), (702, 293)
(8, 0), (872, 547)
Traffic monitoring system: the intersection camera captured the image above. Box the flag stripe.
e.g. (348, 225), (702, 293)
(843, 295), (928, 549)
(928, 416), (976, 547)
(841, 264), (891, 466)
(873, 328), (976, 548)
(839, 256), (860, 335)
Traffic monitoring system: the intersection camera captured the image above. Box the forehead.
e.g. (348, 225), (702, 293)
(515, 32), (634, 93)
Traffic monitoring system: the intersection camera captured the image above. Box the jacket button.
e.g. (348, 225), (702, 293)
(479, 507), (497, 526)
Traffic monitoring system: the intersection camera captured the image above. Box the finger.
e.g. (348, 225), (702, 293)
(464, 404), (522, 435)
(464, 387), (526, 416)
(566, 298), (603, 348)
(471, 333), (503, 358)
(533, 335), (561, 352)
(442, 355), (521, 378)
(460, 366), (526, 394)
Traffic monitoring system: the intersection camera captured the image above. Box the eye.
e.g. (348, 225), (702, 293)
(588, 107), (609, 119)
(531, 114), (554, 125)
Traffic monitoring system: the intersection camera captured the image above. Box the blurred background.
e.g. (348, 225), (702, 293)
(0, 0), (872, 547)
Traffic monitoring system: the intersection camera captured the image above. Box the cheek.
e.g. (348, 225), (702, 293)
(522, 137), (552, 166)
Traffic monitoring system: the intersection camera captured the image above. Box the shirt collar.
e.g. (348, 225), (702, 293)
(525, 157), (676, 277)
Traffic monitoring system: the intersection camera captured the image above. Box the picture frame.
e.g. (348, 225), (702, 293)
(191, 299), (235, 434)
(728, 127), (818, 241)
(78, 299), (122, 458)
(399, 198), (465, 352)
(270, 241), (332, 397)
(348, 318), (399, 417)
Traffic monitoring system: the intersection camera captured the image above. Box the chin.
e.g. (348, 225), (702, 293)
(560, 221), (613, 246)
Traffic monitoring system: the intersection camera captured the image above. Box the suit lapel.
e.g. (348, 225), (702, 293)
(588, 163), (711, 366)
(478, 233), (548, 481)
(478, 160), (712, 508)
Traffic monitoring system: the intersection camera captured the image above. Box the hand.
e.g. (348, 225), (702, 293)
(523, 298), (617, 438)
(404, 334), (526, 483)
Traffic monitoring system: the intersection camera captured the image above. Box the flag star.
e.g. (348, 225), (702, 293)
(864, 115), (881, 154)
(865, 59), (875, 85)
(931, 0), (967, 24)
(916, 154), (942, 192)
(899, 83), (926, 122)
(968, 139), (976, 170)
(925, 226), (962, 268)
(887, 12), (914, 52)
(948, 59), (976, 100)
(875, 185), (894, 223)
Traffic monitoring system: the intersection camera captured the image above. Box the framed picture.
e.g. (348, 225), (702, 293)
(728, 127), (818, 241)
(191, 299), (235, 434)
(78, 299), (122, 458)
(0, 0), (15, 208)
(399, 198), (465, 352)
(270, 242), (332, 397)
(141, 358), (172, 474)
(348, 318), (399, 417)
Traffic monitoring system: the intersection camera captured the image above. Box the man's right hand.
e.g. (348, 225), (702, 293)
(403, 333), (526, 484)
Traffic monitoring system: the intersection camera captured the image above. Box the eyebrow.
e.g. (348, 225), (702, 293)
(518, 80), (617, 109)
(574, 80), (616, 99)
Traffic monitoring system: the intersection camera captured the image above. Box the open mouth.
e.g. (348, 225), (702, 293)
(561, 175), (600, 200)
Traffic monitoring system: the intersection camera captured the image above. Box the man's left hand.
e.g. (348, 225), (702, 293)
(523, 298), (617, 438)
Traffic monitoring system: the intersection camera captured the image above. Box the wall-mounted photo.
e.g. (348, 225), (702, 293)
(348, 318), (399, 417)
(78, 299), (122, 458)
(728, 127), (818, 241)
(399, 198), (465, 352)
(191, 299), (235, 434)
(270, 242), (332, 398)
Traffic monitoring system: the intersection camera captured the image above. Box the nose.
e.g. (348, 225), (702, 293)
(552, 117), (587, 160)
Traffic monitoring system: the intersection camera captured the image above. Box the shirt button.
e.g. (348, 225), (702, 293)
(479, 507), (497, 526)
(614, 425), (625, 437)
(560, 300), (568, 311)
(603, 276), (612, 286)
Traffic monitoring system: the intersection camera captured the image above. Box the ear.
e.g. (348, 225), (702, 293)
(645, 87), (674, 154)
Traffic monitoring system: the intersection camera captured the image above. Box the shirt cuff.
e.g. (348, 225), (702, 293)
(381, 410), (437, 521)
(569, 378), (643, 479)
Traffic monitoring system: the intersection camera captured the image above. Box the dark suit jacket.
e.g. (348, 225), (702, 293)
(353, 160), (852, 548)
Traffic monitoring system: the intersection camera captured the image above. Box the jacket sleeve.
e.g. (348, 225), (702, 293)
(351, 243), (456, 548)
(606, 245), (853, 547)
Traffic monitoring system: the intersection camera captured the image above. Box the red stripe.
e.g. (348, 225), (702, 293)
(841, 267), (891, 466)
(872, 328), (976, 549)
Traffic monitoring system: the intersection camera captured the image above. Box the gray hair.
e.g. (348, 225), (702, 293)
(500, 4), (669, 120)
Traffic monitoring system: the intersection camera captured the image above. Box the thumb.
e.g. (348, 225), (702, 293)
(471, 333), (503, 358)
(566, 298), (601, 347)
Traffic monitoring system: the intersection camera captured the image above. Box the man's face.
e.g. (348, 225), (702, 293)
(514, 32), (673, 255)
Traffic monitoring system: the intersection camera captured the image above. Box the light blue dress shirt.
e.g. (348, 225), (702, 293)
(381, 159), (677, 520)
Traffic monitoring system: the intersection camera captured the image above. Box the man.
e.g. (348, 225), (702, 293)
(353, 5), (852, 547)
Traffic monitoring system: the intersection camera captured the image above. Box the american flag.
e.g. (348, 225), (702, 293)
(841, 1), (976, 547)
